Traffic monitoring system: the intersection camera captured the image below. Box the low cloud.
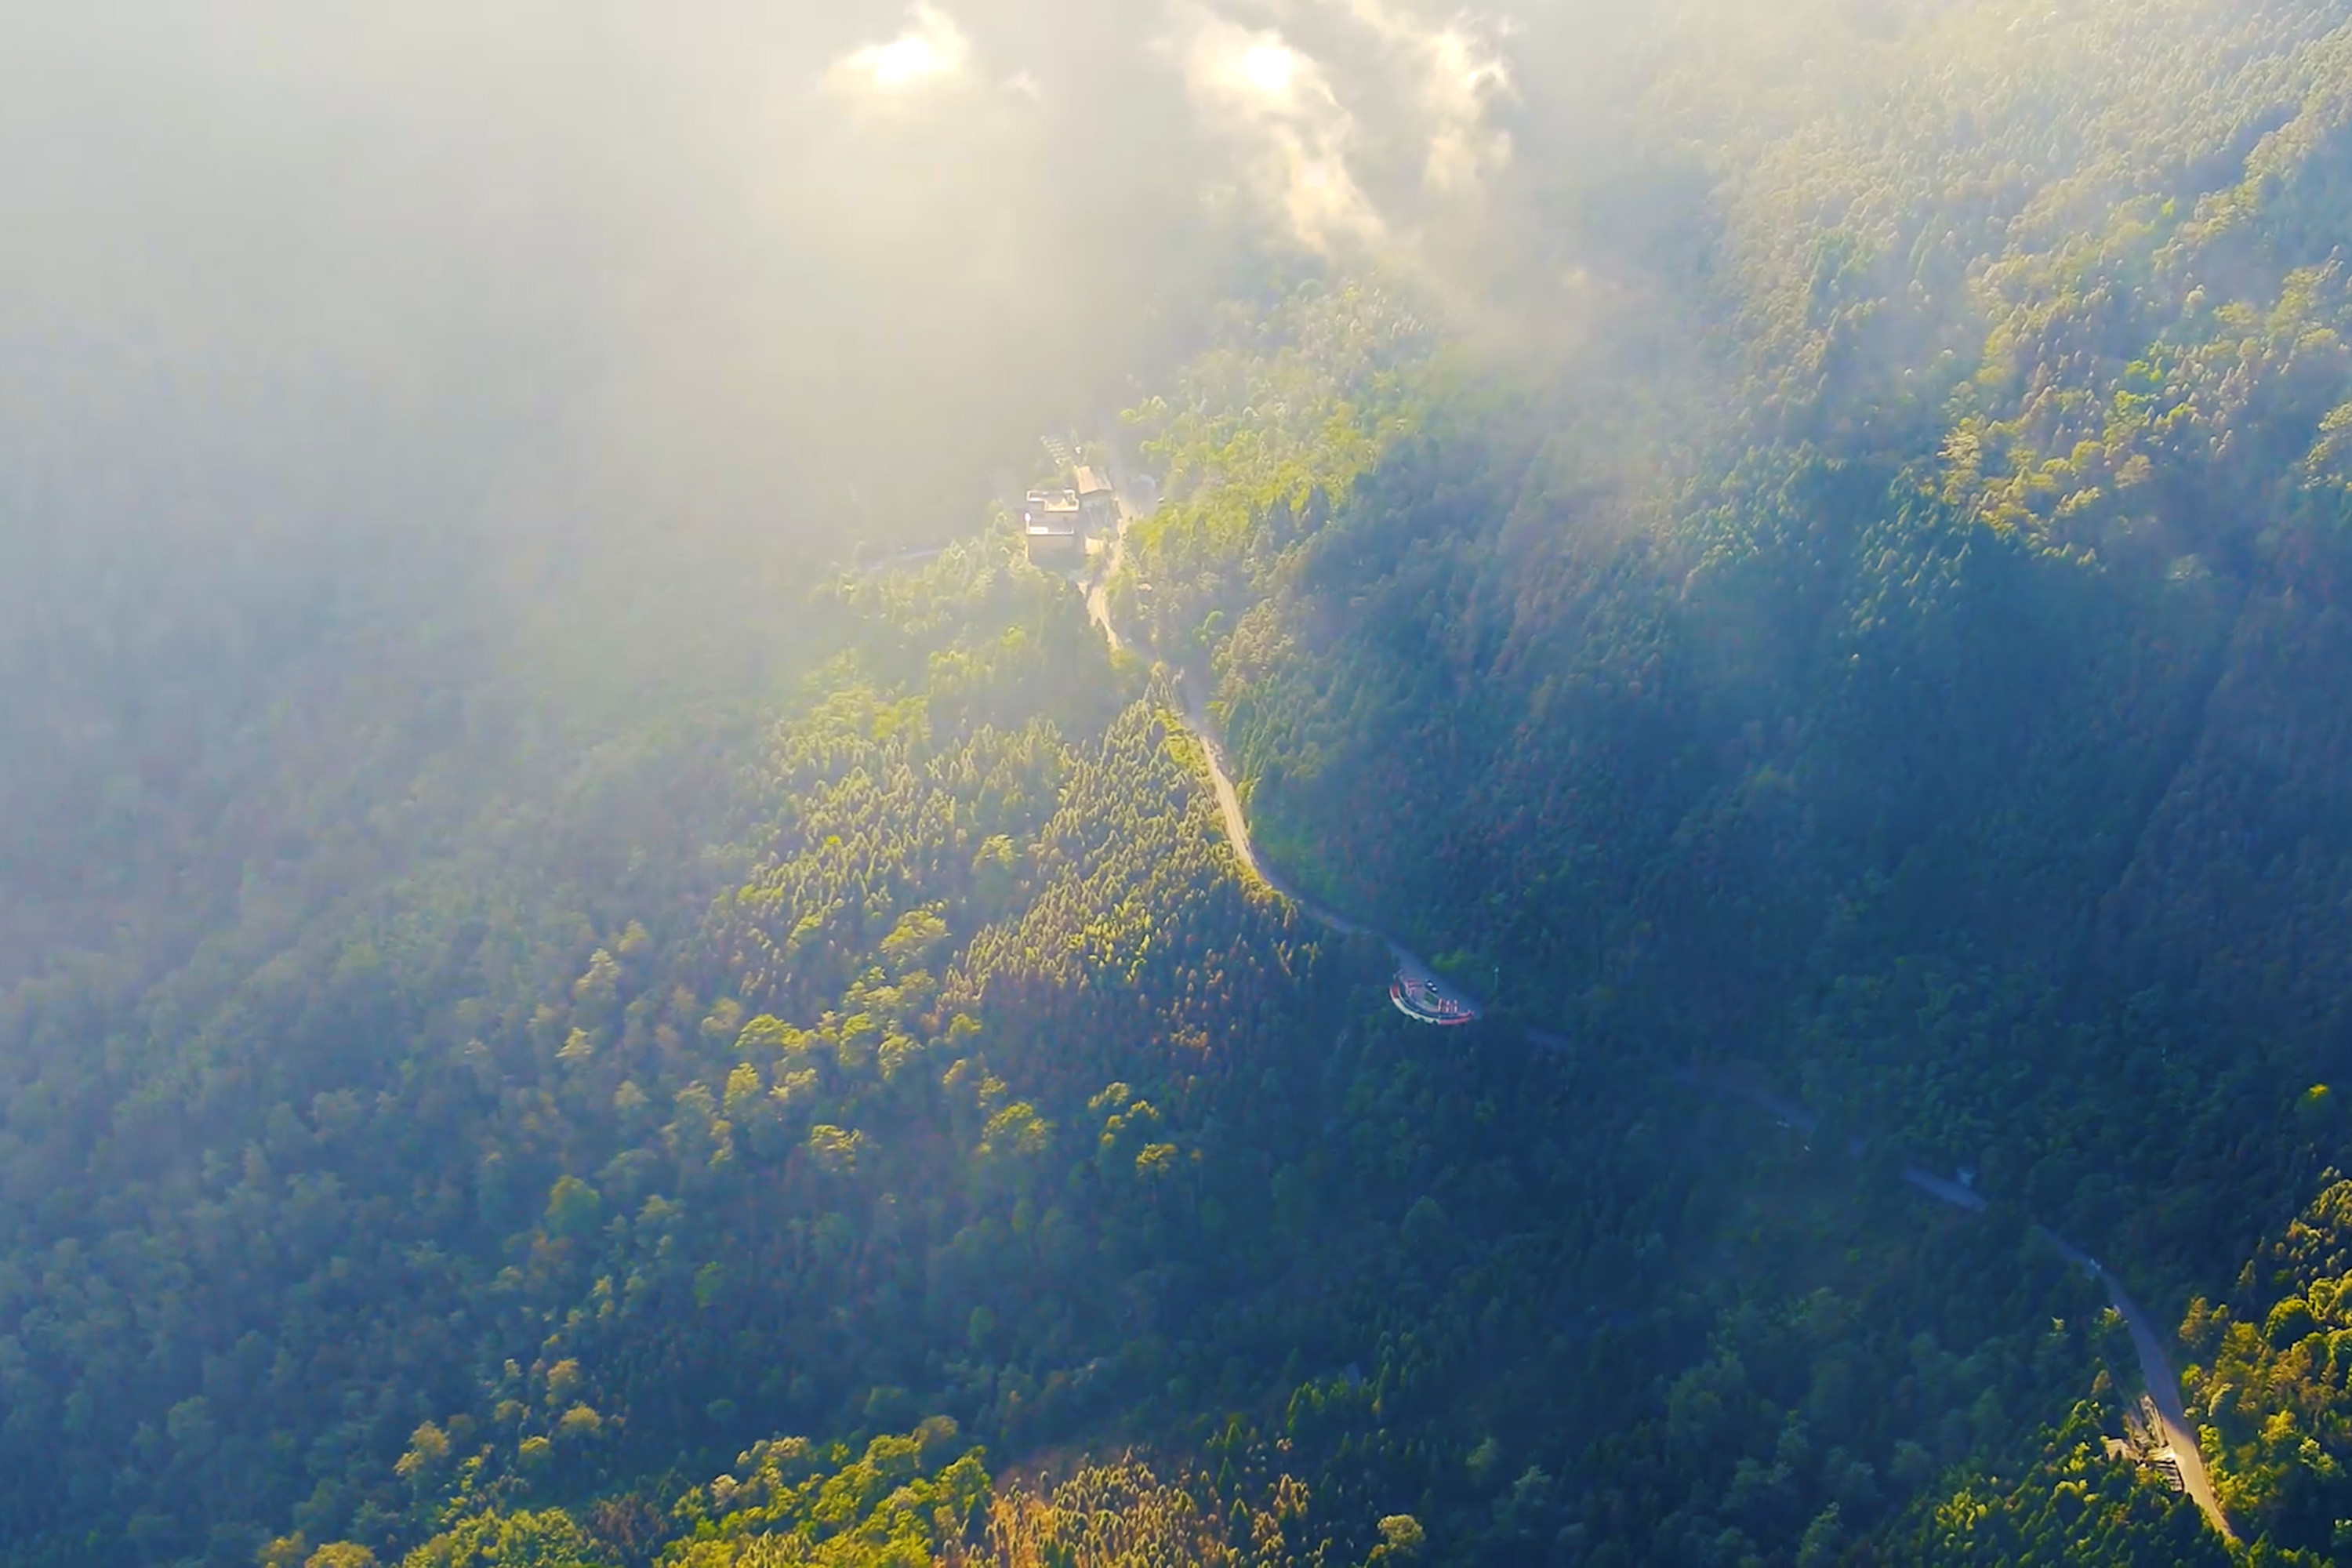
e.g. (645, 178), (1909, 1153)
(1331, 0), (1515, 194)
(1168, 5), (1386, 253)
(1159, 0), (1520, 260)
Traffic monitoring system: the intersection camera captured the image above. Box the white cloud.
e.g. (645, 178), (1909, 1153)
(1331, 0), (1515, 193)
(1169, 6), (1385, 253)
(829, 5), (971, 95)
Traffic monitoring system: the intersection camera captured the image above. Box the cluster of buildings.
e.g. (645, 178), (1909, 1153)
(1022, 461), (1117, 565)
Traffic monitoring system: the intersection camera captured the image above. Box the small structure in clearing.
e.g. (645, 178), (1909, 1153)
(1022, 488), (1083, 564)
(2103, 1395), (2187, 1494)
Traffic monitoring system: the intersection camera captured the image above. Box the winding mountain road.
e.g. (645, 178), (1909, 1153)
(1083, 497), (1481, 1021)
(1081, 496), (2227, 1542)
(1085, 517), (1126, 655)
(1169, 672), (1470, 1002)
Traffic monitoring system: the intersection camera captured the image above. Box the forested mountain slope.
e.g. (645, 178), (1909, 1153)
(0, 534), (1697, 1565)
(16, 1), (2352, 1565)
(1163, 0), (2352, 1261)
(1108, 0), (2352, 1557)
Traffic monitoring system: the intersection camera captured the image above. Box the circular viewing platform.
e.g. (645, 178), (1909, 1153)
(1389, 971), (1480, 1026)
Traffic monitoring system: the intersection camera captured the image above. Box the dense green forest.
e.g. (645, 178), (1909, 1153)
(20, 0), (2352, 1564)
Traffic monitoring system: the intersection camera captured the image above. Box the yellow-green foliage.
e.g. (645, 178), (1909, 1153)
(403, 1508), (610, 1568)
(2179, 1178), (2352, 1530)
(1889, 1399), (2227, 1564)
(660, 1423), (986, 1568)
(1119, 282), (1428, 652)
(386, 1440), (1337, 1568)
(984, 1456), (1322, 1568)
(308, 1545), (383, 1568)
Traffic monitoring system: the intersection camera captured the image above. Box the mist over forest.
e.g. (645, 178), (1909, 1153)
(0, 0), (1656, 992)
(12, 2), (2352, 1565)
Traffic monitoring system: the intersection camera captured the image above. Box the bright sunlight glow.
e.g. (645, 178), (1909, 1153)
(1241, 42), (1297, 98)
